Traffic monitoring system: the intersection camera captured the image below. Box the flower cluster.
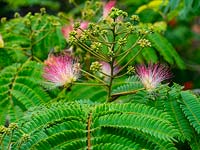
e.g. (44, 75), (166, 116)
(43, 54), (80, 87)
(61, 21), (88, 40)
(137, 39), (151, 47)
(103, 0), (116, 18)
(136, 63), (172, 90)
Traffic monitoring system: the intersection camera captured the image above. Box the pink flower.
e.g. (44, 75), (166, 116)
(61, 24), (73, 40)
(135, 63), (172, 90)
(100, 61), (119, 76)
(103, 0), (116, 18)
(61, 21), (88, 40)
(43, 54), (80, 87)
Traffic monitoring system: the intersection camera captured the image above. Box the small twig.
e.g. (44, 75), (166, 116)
(110, 88), (145, 102)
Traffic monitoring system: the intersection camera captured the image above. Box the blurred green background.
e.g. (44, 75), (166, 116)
(0, 0), (200, 89)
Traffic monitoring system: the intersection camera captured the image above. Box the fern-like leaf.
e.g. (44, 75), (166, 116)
(164, 87), (194, 142)
(93, 103), (180, 141)
(112, 76), (143, 95)
(180, 91), (200, 134)
(147, 32), (185, 69)
(1, 102), (181, 149)
(0, 61), (50, 125)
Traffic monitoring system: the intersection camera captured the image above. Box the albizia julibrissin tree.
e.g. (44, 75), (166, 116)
(0, 1), (199, 150)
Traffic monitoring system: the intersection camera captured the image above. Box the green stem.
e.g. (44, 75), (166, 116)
(73, 82), (106, 86)
(114, 31), (131, 57)
(110, 88), (145, 102)
(81, 69), (108, 85)
(115, 47), (144, 76)
(0, 133), (5, 150)
(75, 38), (109, 62)
(7, 131), (14, 150)
(114, 36), (142, 67)
(79, 28), (115, 45)
(114, 72), (128, 79)
(107, 19), (117, 102)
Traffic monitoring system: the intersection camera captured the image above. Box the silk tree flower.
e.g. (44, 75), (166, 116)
(43, 54), (80, 87)
(61, 21), (88, 40)
(103, 0), (116, 18)
(135, 63), (172, 90)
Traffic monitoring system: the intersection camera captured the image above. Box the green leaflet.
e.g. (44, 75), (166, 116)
(180, 91), (200, 134)
(147, 32), (185, 69)
(0, 12), (66, 67)
(0, 61), (50, 125)
(112, 76), (143, 95)
(164, 87), (194, 142)
(1, 102), (180, 149)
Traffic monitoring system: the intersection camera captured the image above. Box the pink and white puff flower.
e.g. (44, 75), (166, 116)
(43, 54), (80, 87)
(61, 24), (73, 40)
(135, 63), (172, 90)
(103, 0), (116, 18)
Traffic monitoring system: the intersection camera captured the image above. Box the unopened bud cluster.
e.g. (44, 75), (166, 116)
(9, 123), (18, 130)
(88, 24), (101, 36)
(21, 134), (30, 143)
(0, 125), (8, 134)
(118, 38), (127, 46)
(40, 8), (46, 14)
(74, 22), (80, 30)
(14, 12), (21, 18)
(90, 61), (102, 72)
(138, 29), (149, 36)
(137, 39), (151, 47)
(109, 8), (128, 19)
(0, 123), (18, 135)
(91, 42), (102, 52)
(131, 15), (140, 23)
(80, 32), (89, 42)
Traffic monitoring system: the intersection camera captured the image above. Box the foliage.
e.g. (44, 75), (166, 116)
(0, 0), (199, 149)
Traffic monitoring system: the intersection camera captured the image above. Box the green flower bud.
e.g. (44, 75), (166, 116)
(40, 8), (46, 14)
(34, 13), (40, 16)
(26, 12), (32, 18)
(21, 134), (30, 143)
(69, 30), (77, 37)
(90, 61), (102, 72)
(91, 42), (102, 52)
(138, 29), (149, 36)
(109, 8), (128, 19)
(1, 17), (7, 23)
(82, 9), (95, 19)
(131, 15), (140, 24)
(74, 22), (80, 30)
(137, 39), (151, 48)
(108, 49), (115, 57)
(8, 123), (18, 131)
(24, 19), (31, 26)
(0, 125), (7, 134)
(95, 1), (102, 8)
(88, 23), (95, 30)
(118, 38), (127, 46)
(68, 36), (77, 44)
(14, 12), (21, 18)
(80, 33), (89, 42)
